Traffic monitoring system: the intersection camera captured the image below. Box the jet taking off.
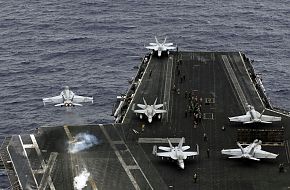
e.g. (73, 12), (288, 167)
(43, 86), (93, 107)
(145, 36), (176, 57)
(153, 137), (199, 169)
(229, 104), (281, 124)
(133, 98), (166, 123)
(221, 139), (278, 161)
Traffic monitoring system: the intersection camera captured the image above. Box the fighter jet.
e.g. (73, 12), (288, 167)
(153, 137), (199, 169)
(133, 98), (166, 123)
(221, 139), (278, 161)
(145, 36), (176, 57)
(228, 104), (281, 124)
(42, 86), (93, 107)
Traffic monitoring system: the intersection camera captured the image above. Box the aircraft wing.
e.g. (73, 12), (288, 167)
(145, 46), (158, 51)
(183, 151), (198, 158)
(158, 146), (171, 152)
(163, 43), (173, 46)
(165, 46), (176, 50)
(155, 109), (167, 114)
(42, 95), (63, 105)
(73, 95), (93, 103)
(133, 109), (146, 114)
(221, 149), (242, 156)
(137, 104), (146, 109)
(260, 115), (281, 122)
(182, 146), (190, 151)
(254, 149), (278, 159)
(154, 104), (164, 109)
(228, 115), (251, 123)
(156, 152), (174, 158)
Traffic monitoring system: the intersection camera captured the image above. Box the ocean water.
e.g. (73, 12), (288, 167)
(0, 0), (289, 188)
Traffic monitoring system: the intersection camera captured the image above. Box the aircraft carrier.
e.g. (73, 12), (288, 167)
(1, 51), (290, 190)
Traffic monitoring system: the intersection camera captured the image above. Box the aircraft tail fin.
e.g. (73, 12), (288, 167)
(143, 97), (148, 107)
(178, 137), (184, 149)
(152, 145), (157, 155)
(196, 144), (199, 155)
(155, 36), (159, 44)
(153, 98), (158, 107)
(237, 142), (245, 154)
(167, 138), (173, 149)
(249, 139), (260, 155)
(162, 36), (167, 44)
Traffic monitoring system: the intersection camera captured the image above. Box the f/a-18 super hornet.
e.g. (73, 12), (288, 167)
(145, 36), (176, 57)
(42, 86), (93, 107)
(133, 98), (166, 123)
(221, 139), (278, 161)
(228, 104), (281, 124)
(153, 137), (199, 169)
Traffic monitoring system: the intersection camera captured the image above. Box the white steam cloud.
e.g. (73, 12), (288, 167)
(68, 133), (99, 153)
(74, 169), (90, 190)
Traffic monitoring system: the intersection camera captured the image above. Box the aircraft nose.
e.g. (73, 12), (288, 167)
(149, 117), (152, 123)
(180, 163), (184, 169)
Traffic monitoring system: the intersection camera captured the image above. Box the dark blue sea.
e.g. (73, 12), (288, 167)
(0, 0), (289, 188)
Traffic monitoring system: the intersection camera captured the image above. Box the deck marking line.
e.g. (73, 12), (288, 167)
(99, 124), (141, 190)
(222, 55), (247, 111)
(122, 55), (152, 123)
(30, 134), (56, 190)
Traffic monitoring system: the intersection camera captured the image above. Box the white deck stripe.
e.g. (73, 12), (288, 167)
(138, 138), (183, 144)
(30, 134), (56, 190)
(99, 124), (141, 190)
(6, 144), (23, 190)
(239, 52), (265, 107)
(122, 55), (152, 123)
(265, 108), (290, 118)
(163, 56), (174, 122)
(222, 55), (248, 111)
(18, 135), (39, 188)
(38, 152), (58, 190)
(285, 140), (290, 163)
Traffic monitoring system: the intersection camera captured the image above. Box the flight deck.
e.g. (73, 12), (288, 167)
(1, 52), (290, 190)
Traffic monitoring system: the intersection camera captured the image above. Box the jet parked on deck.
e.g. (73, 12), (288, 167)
(133, 98), (166, 123)
(146, 36), (176, 57)
(221, 139), (278, 161)
(228, 104), (281, 124)
(153, 137), (199, 169)
(43, 86), (93, 107)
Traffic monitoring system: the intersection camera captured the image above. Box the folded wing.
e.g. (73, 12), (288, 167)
(221, 148), (242, 156)
(229, 115), (251, 123)
(254, 149), (278, 159)
(260, 115), (281, 122)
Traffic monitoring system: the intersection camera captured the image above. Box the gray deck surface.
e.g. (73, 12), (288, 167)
(1, 52), (290, 190)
